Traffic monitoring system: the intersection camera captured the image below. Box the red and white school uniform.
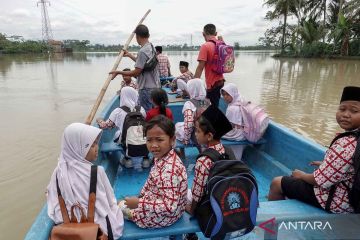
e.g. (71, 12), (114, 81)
(132, 149), (188, 228)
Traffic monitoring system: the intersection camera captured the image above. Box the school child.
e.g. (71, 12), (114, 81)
(170, 61), (194, 98)
(186, 105), (232, 215)
(97, 87), (148, 170)
(119, 68), (137, 93)
(268, 86), (360, 213)
(145, 88), (174, 121)
(46, 123), (124, 239)
(175, 78), (210, 147)
(184, 106), (233, 240)
(221, 83), (247, 160)
(119, 115), (188, 228)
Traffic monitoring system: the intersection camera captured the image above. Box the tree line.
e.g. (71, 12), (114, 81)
(1, 33), (276, 54)
(0, 33), (49, 54)
(261, 0), (360, 57)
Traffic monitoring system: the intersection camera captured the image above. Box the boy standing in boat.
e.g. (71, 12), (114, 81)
(155, 46), (171, 78)
(194, 24), (225, 107)
(268, 86), (360, 213)
(110, 24), (160, 112)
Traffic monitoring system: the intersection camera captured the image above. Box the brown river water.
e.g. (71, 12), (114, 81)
(0, 51), (359, 239)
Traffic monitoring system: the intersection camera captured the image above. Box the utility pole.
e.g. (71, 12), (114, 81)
(190, 34), (193, 48)
(37, 0), (53, 42)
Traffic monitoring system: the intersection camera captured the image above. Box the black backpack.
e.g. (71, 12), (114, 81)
(194, 147), (259, 239)
(143, 44), (158, 72)
(118, 106), (149, 157)
(325, 130), (360, 213)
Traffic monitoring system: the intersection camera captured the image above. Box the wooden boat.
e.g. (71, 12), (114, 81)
(25, 89), (339, 240)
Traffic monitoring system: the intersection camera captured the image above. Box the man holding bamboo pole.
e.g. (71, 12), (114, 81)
(110, 24), (160, 112)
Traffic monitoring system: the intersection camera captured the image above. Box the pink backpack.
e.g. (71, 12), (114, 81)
(209, 39), (235, 74)
(237, 101), (269, 142)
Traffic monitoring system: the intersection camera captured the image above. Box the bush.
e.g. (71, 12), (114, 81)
(299, 42), (333, 57)
(349, 40), (360, 56)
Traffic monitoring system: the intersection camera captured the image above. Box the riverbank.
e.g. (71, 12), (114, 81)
(273, 53), (360, 60)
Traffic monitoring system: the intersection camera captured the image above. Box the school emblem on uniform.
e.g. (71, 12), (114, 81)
(228, 192), (241, 210)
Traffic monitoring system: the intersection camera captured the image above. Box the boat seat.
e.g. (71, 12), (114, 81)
(101, 141), (124, 154)
(120, 199), (330, 240)
(100, 138), (266, 155)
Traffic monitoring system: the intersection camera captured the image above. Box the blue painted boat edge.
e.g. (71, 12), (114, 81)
(24, 205), (53, 240)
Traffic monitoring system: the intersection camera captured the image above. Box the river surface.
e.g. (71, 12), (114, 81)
(0, 51), (359, 239)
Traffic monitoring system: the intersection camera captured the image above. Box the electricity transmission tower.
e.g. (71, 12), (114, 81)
(37, 0), (53, 42)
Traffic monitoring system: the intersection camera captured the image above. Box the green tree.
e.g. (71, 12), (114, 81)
(264, 0), (299, 52)
(234, 42), (240, 50)
(298, 18), (326, 44)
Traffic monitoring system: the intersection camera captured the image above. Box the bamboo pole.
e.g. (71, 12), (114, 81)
(85, 9), (151, 125)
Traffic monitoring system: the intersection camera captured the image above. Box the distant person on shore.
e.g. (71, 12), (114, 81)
(194, 23), (225, 107)
(155, 46), (171, 78)
(46, 123), (124, 239)
(170, 61), (194, 98)
(268, 86), (360, 213)
(110, 24), (160, 112)
(117, 68), (137, 94)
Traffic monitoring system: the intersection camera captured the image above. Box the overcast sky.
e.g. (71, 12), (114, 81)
(0, 0), (278, 46)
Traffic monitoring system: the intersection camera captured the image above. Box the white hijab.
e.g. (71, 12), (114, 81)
(47, 123), (123, 238)
(221, 83), (246, 126)
(221, 83), (246, 106)
(182, 78), (207, 113)
(120, 86), (138, 110)
(187, 78), (206, 100)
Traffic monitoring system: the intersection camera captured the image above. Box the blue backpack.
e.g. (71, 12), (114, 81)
(194, 147), (258, 239)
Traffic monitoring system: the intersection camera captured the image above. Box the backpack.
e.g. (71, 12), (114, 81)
(236, 101), (269, 143)
(325, 130), (360, 213)
(190, 98), (211, 120)
(209, 39), (235, 74)
(119, 106), (149, 157)
(194, 147), (259, 239)
(50, 166), (113, 240)
(143, 44), (158, 72)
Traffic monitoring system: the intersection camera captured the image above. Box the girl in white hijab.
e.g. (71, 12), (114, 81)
(175, 78), (210, 148)
(46, 123), (124, 239)
(97, 87), (147, 170)
(221, 83), (247, 159)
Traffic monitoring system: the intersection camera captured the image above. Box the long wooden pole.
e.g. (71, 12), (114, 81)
(85, 9), (151, 125)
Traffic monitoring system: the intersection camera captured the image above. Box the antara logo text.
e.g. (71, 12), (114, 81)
(259, 217), (332, 235)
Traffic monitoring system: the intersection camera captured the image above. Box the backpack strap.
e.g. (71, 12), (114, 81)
(56, 176), (71, 223)
(87, 165), (97, 222)
(134, 105), (141, 112)
(325, 130), (360, 212)
(198, 146), (234, 163)
(87, 166), (114, 239)
(120, 106), (131, 113)
(106, 215), (114, 240)
(330, 130), (360, 146)
(198, 148), (221, 163)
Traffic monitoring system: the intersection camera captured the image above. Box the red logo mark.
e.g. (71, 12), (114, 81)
(258, 217), (276, 235)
